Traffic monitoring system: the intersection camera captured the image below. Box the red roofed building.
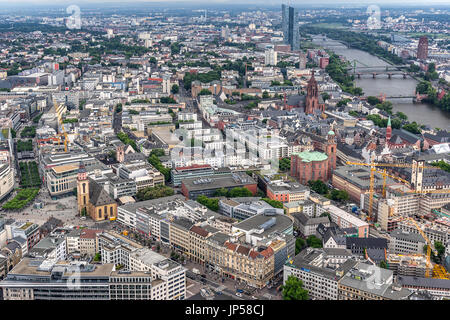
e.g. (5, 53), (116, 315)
(189, 225), (211, 264)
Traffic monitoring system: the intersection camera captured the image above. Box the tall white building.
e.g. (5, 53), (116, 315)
(265, 45), (277, 66)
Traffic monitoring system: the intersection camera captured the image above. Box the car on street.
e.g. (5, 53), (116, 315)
(235, 292), (242, 297)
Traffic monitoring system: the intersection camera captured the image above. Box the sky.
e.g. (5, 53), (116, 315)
(0, 0), (449, 4)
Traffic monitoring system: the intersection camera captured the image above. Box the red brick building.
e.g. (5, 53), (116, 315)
(291, 131), (337, 184)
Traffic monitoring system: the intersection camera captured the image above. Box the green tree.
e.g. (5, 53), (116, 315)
(214, 188), (229, 197)
(198, 89), (212, 96)
(136, 185), (174, 201)
(395, 112), (408, 120)
(261, 198), (284, 209)
(150, 148), (165, 157)
(196, 195), (219, 212)
(337, 98), (351, 108)
(295, 238), (306, 255)
(307, 180), (329, 195)
(320, 212), (331, 221)
(281, 276), (309, 300)
(330, 189), (349, 202)
(367, 96), (382, 106)
(379, 261), (388, 269)
(306, 235), (323, 248)
(171, 84), (179, 94)
(321, 92), (330, 101)
(228, 187), (253, 198)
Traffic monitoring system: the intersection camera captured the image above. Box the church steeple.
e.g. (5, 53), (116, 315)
(386, 116), (392, 142)
(305, 70), (321, 114)
(77, 161), (89, 215)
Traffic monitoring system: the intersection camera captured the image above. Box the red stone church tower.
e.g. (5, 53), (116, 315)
(325, 130), (337, 179)
(305, 70), (325, 114)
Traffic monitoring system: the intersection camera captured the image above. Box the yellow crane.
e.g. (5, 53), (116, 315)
(400, 217), (438, 278)
(54, 101), (69, 153)
(346, 161), (442, 221)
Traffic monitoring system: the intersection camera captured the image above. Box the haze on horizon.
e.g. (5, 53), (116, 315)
(0, 0), (449, 5)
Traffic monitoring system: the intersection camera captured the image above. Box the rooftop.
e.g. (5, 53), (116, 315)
(292, 150), (328, 162)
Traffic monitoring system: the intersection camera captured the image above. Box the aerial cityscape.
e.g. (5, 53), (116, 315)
(0, 0), (449, 304)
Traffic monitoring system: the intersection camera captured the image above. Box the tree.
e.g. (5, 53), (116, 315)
(198, 89), (212, 96)
(416, 81), (431, 94)
(214, 188), (228, 197)
(367, 96), (382, 106)
(321, 92), (330, 101)
(262, 198), (284, 210)
(136, 185), (174, 201)
(306, 235), (323, 248)
(262, 91), (270, 99)
(281, 276), (309, 300)
(308, 180), (329, 195)
(279, 158), (291, 172)
(330, 189), (349, 202)
(402, 122), (421, 134)
(196, 195), (219, 212)
(379, 261), (388, 269)
(93, 253), (101, 262)
(228, 187), (253, 198)
(150, 148), (165, 157)
(171, 84), (179, 94)
(160, 97), (176, 103)
(295, 238), (306, 255)
(395, 111), (408, 120)
(337, 98), (351, 108)
(320, 212), (331, 222)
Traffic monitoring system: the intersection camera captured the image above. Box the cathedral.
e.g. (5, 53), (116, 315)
(305, 70), (325, 115)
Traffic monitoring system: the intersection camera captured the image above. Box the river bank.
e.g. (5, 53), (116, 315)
(311, 36), (450, 130)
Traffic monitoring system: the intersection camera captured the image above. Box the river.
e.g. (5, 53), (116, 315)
(311, 36), (450, 130)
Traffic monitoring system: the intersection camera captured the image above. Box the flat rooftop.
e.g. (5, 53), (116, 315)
(233, 213), (292, 238)
(182, 173), (256, 192)
(324, 204), (369, 228)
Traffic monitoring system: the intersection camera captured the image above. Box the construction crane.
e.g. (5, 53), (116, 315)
(54, 101), (69, 153)
(401, 217), (438, 278)
(346, 161), (442, 221)
(376, 168), (409, 198)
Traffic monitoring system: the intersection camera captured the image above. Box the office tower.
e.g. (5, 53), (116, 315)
(281, 4), (289, 43)
(417, 36), (428, 60)
(282, 5), (300, 51)
(298, 52), (307, 69)
(265, 45), (277, 66)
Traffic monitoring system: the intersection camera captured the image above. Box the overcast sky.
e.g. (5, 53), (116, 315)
(0, 0), (449, 5)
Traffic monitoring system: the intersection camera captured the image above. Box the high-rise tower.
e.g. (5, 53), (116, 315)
(282, 4), (300, 51)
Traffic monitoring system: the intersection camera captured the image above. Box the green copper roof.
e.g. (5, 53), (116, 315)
(293, 151), (328, 162)
(328, 130), (335, 135)
(387, 116), (391, 127)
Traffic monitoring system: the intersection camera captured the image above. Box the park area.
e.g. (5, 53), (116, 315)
(2, 188), (40, 210)
(19, 161), (41, 188)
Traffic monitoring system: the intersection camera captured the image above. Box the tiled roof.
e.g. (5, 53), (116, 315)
(88, 178), (116, 207)
(189, 225), (209, 238)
